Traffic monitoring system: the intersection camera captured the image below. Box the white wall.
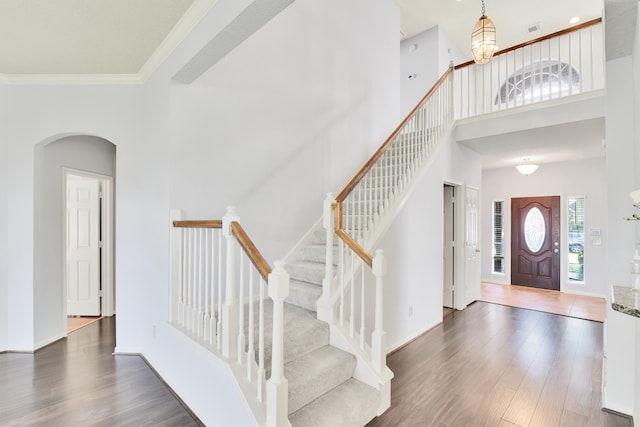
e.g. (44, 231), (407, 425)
(0, 116), (7, 351)
(380, 135), (481, 351)
(481, 158), (607, 296)
(400, 26), (465, 117)
(1, 84), (146, 353)
(633, 5), (640, 421)
(168, 0), (400, 263)
(606, 56), (637, 286)
(33, 136), (116, 348)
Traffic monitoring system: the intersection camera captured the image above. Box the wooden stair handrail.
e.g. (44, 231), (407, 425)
(230, 221), (272, 281)
(335, 67), (453, 204)
(173, 219), (222, 228)
(331, 67), (453, 267)
(172, 218), (272, 281)
(455, 18), (602, 70)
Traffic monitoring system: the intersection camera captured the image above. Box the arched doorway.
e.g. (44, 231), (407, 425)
(33, 135), (116, 347)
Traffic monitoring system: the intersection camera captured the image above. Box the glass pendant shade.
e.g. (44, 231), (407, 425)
(471, 14), (497, 65)
(516, 163), (539, 175)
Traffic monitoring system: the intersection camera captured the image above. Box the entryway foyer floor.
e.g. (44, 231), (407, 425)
(480, 282), (607, 322)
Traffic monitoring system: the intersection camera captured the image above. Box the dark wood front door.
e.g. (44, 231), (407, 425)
(511, 196), (560, 290)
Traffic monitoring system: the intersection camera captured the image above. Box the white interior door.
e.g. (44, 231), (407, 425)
(443, 185), (455, 308)
(67, 176), (101, 316)
(464, 186), (481, 305)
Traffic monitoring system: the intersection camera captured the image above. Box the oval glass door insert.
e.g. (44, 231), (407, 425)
(524, 207), (545, 252)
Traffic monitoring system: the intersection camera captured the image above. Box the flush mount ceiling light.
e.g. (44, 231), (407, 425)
(471, 0), (497, 65)
(516, 158), (539, 175)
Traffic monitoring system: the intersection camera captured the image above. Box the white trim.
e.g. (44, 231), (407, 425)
(137, 0), (219, 82)
(62, 168), (115, 331)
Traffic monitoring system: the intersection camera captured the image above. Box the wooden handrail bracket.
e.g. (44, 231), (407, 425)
(230, 221), (272, 281)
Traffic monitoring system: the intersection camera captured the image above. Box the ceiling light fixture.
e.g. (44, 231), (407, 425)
(569, 17), (580, 24)
(516, 158), (539, 175)
(471, 0), (497, 65)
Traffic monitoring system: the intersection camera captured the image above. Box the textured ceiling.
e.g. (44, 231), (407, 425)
(0, 0), (197, 77)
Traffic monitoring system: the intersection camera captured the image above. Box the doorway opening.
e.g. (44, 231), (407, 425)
(443, 184), (455, 309)
(63, 168), (114, 332)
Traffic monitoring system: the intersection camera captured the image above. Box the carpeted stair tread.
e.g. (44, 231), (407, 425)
(287, 261), (326, 285)
(286, 280), (322, 312)
(300, 244), (337, 264)
(259, 301), (329, 370)
(286, 345), (356, 414)
(289, 378), (381, 427)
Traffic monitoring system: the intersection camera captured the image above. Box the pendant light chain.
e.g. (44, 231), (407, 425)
(481, 0), (485, 16)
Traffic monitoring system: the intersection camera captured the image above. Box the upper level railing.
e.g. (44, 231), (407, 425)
(319, 67), (454, 375)
(454, 18), (604, 119)
(170, 207), (290, 427)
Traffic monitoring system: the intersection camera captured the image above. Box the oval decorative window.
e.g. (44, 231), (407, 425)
(524, 207), (545, 252)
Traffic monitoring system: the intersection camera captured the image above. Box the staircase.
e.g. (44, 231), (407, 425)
(170, 67), (454, 426)
(276, 302), (380, 426)
(282, 228), (381, 426)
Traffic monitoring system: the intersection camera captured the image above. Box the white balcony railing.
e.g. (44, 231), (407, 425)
(454, 19), (604, 120)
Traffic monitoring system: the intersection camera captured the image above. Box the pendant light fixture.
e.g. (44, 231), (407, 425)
(471, 0), (497, 65)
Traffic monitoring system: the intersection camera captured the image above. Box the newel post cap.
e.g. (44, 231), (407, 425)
(222, 206), (240, 236)
(372, 249), (386, 277)
(268, 261), (290, 301)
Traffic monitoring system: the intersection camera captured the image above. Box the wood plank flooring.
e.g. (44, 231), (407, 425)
(2, 303), (626, 426)
(0, 317), (201, 426)
(367, 302), (630, 427)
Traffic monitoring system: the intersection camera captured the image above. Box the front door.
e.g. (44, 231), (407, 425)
(66, 175), (101, 316)
(511, 196), (560, 290)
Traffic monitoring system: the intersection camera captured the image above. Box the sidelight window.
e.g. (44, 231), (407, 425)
(492, 200), (505, 274)
(568, 197), (585, 282)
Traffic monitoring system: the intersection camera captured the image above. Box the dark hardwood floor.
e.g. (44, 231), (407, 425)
(1, 303), (630, 427)
(0, 317), (200, 426)
(368, 302), (631, 427)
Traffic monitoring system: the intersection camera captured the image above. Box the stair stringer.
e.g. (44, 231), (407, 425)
(327, 323), (394, 415)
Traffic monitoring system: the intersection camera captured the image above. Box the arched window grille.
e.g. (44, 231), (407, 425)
(495, 60), (580, 105)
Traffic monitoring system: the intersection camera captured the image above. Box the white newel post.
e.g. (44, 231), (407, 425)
(267, 261), (291, 427)
(169, 209), (183, 323)
(317, 192), (335, 322)
(371, 249), (387, 374)
(222, 206), (240, 360)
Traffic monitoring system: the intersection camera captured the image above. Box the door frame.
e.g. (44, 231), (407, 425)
(443, 179), (467, 310)
(62, 168), (115, 331)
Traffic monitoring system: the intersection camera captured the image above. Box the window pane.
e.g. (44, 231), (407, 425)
(493, 201), (504, 274)
(568, 197), (585, 282)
